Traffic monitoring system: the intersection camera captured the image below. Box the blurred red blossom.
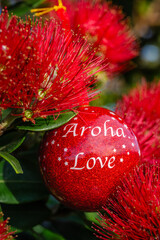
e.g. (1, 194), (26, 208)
(93, 163), (160, 239)
(115, 81), (160, 163)
(0, 212), (15, 240)
(0, 9), (104, 123)
(46, 0), (138, 75)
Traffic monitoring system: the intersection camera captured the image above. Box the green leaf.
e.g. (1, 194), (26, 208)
(0, 150), (49, 204)
(0, 131), (26, 153)
(7, 3), (32, 17)
(0, 151), (23, 174)
(34, 225), (65, 240)
(17, 112), (76, 131)
(1, 108), (12, 121)
(31, 0), (46, 7)
(1, 200), (50, 230)
(6, 0), (46, 17)
(51, 213), (98, 240)
(84, 212), (102, 226)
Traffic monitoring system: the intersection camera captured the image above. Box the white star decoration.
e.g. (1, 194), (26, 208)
(127, 152), (130, 155)
(122, 145), (126, 148)
(132, 143), (135, 147)
(113, 148), (116, 152)
(64, 148), (68, 152)
(58, 157), (61, 161)
(51, 140), (55, 145)
(138, 149), (141, 156)
(65, 162), (68, 166)
(120, 158), (123, 162)
(110, 112), (115, 115)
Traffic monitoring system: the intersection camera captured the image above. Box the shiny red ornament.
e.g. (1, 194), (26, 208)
(39, 106), (141, 211)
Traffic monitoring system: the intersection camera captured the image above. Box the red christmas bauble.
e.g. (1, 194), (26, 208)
(39, 106), (141, 211)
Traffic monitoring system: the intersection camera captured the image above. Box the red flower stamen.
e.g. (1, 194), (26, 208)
(0, 9), (105, 122)
(93, 163), (160, 239)
(115, 81), (160, 164)
(46, 0), (138, 75)
(0, 212), (15, 240)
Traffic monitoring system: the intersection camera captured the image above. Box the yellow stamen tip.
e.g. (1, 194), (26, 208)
(31, 0), (66, 16)
(54, 5), (66, 12)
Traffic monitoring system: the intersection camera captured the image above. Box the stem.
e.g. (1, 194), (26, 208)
(0, 114), (19, 136)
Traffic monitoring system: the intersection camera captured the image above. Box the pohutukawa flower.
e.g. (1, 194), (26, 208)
(115, 81), (160, 164)
(37, 0), (138, 75)
(93, 163), (160, 239)
(0, 212), (15, 240)
(0, 9), (104, 123)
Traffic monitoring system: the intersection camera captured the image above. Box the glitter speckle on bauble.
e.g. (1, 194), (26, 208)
(39, 106), (141, 211)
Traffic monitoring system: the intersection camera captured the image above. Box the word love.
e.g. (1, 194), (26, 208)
(70, 152), (115, 170)
(62, 120), (126, 138)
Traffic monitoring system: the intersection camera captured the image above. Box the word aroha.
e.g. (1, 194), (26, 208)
(62, 120), (126, 138)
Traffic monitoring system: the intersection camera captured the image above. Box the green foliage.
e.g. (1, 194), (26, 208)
(1, 108), (12, 121)
(4, 0), (46, 17)
(0, 131), (26, 153)
(17, 112), (77, 131)
(0, 131), (26, 173)
(0, 151), (49, 204)
(33, 225), (65, 240)
(0, 152), (23, 174)
(0, 107), (86, 239)
(1, 200), (50, 230)
(47, 212), (98, 240)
